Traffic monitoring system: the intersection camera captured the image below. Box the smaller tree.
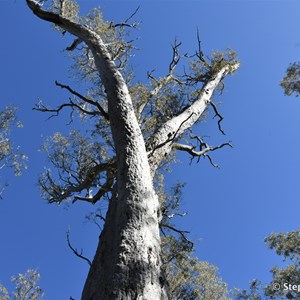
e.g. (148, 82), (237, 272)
(165, 247), (230, 300)
(280, 62), (300, 97)
(232, 231), (300, 300)
(0, 106), (27, 197)
(264, 230), (300, 299)
(0, 269), (44, 300)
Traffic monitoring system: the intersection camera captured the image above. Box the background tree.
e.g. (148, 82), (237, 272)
(26, 0), (239, 298)
(0, 106), (26, 198)
(264, 231), (300, 299)
(281, 62), (300, 96)
(0, 269), (44, 300)
(232, 231), (300, 300)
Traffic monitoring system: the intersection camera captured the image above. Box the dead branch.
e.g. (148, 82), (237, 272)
(138, 40), (184, 119)
(164, 212), (187, 219)
(173, 141), (232, 157)
(33, 98), (100, 122)
(209, 100), (225, 135)
(72, 171), (114, 204)
(110, 6), (140, 29)
(196, 28), (210, 67)
(173, 135), (232, 168)
(66, 229), (92, 266)
(66, 38), (83, 51)
(44, 158), (116, 204)
(55, 81), (109, 120)
(160, 223), (191, 243)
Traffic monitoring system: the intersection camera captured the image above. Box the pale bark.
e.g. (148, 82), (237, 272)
(27, 1), (167, 299)
(26, 1), (238, 299)
(146, 63), (239, 174)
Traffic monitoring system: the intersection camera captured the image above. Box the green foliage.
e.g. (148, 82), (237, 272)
(210, 49), (238, 74)
(0, 106), (27, 179)
(231, 280), (264, 300)
(39, 130), (110, 203)
(264, 231), (300, 299)
(52, 0), (79, 21)
(0, 284), (9, 300)
(232, 231), (300, 300)
(189, 48), (238, 85)
(0, 269), (44, 300)
(157, 179), (231, 300)
(164, 249), (231, 300)
(280, 62), (300, 96)
(265, 231), (300, 262)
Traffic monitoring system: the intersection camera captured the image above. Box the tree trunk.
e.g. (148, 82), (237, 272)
(25, 3), (168, 298)
(82, 183), (167, 299)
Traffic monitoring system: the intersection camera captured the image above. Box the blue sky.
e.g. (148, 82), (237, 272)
(1, 0), (300, 299)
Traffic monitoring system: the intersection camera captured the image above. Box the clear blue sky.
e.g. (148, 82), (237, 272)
(1, 0), (300, 299)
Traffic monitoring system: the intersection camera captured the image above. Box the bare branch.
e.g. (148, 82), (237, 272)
(110, 6), (140, 29)
(137, 40), (184, 119)
(160, 223), (191, 243)
(173, 135), (232, 168)
(164, 212), (187, 219)
(72, 170), (114, 204)
(173, 141), (232, 157)
(66, 229), (92, 266)
(196, 28), (209, 67)
(55, 81), (109, 120)
(209, 100), (225, 135)
(44, 158), (116, 204)
(33, 98), (99, 121)
(124, 6), (140, 24)
(66, 38), (83, 51)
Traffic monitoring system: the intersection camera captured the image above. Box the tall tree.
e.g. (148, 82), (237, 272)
(26, 0), (239, 299)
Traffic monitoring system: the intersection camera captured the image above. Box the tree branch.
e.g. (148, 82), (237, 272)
(55, 81), (109, 120)
(209, 100), (225, 135)
(110, 6), (140, 29)
(147, 63), (239, 173)
(72, 170), (114, 204)
(149, 113), (194, 156)
(137, 40), (183, 119)
(173, 135), (232, 168)
(160, 223), (191, 243)
(26, 0), (129, 105)
(66, 229), (92, 266)
(33, 98), (100, 121)
(66, 38), (82, 51)
(43, 158), (116, 204)
(173, 140), (232, 157)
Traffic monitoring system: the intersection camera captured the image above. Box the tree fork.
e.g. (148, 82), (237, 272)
(26, 1), (239, 299)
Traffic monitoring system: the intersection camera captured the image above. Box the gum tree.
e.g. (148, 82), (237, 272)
(26, 0), (239, 299)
